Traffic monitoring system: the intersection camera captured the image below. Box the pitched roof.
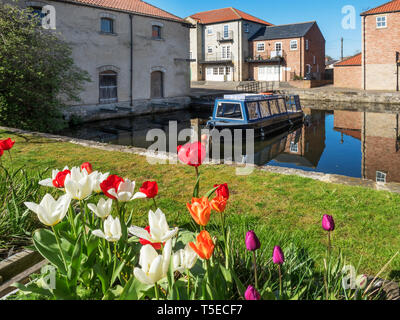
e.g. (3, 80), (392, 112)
(334, 53), (362, 67)
(62, 0), (184, 22)
(188, 7), (272, 26)
(249, 21), (316, 41)
(361, 0), (400, 16)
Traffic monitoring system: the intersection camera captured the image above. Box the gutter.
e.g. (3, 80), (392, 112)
(129, 14), (133, 107)
(363, 15), (366, 90)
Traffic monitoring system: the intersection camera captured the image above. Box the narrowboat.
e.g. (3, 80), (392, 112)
(206, 94), (304, 137)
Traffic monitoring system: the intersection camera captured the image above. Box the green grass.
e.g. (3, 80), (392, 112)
(1, 129), (400, 280)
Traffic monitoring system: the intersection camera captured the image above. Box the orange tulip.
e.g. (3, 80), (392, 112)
(187, 197), (211, 226)
(189, 230), (215, 260)
(210, 195), (227, 213)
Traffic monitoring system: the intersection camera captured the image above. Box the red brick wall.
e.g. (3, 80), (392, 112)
(334, 65), (362, 89)
(302, 24), (326, 80)
(334, 111), (362, 130)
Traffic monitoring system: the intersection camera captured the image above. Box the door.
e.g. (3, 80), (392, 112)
(151, 71), (163, 98)
(258, 65), (280, 81)
(206, 66), (232, 81)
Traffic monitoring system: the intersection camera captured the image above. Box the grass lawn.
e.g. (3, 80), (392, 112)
(1, 129), (400, 280)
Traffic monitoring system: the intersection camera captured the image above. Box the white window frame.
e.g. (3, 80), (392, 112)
(221, 45), (231, 59)
(290, 142), (299, 153)
(376, 171), (387, 183)
(207, 26), (214, 35)
(223, 25), (229, 38)
(290, 40), (298, 51)
(207, 46), (213, 54)
(257, 42), (265, 52)
(376, 16), (387, 29)
(275, 42), (282, 52)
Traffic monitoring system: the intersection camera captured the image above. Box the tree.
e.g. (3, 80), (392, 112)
(0, 2), (90, 132)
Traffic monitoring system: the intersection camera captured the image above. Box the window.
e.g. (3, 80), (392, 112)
(269, 100), (280, 115)
(278, 98), (287, 112)
(152, 25), (162, 39)
(99, 71), (118, 104)
(223, 25), (229, 38)
(244, 23), (249, 33)
(376, 16), (387, 28)
(275, 42), (282, 52)
(290, 142), (299, 153)
(313, 56), (316, 65)
(226, 66), (231, 75)
(376, 171), (387, 183)
(189, 51), (193, 59)
(101, 18), (114, 34)
(259, 101), (271, 118)
(257, 43), (265, 52)
(207, 27), (213, 35)
(222, 46), (231, 59)
(213, 67), (219, 75)
(305, 39), (309, 51)
(247, 102), (259, 120)
(290, 40), (298, 50)
(218, 67), (225, 75)
(207, 68), (212, 75)
(216, 103), (243, 119)
(208, 46), (213, 54)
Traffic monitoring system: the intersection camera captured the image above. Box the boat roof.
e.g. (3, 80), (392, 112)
(221, 94), (280, 101)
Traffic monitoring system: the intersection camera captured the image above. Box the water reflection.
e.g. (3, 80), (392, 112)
(63, 107), (400, 183)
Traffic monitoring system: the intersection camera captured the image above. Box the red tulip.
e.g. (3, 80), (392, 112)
(272, 246), (285, 265)
(100, 175), (125, 200)
(214, 183), (229, 199)
(139, 181), (158, 199)
(52, 170), (71, 188)
(210, 195), (227, 213)
(177, 142), (206, 168)
(139, 226), (163, 250)
(81, 162), (93, 174)
(0, 138), (15, 151)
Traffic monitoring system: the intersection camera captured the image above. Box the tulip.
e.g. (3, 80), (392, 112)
(24, 193), (71, 227)
(139, 181), (158, 199)
(92, 215), (122, 242)
(322, 215), (335, 232)
(88, 198), (113, 219)
(129, 208), (178, 244)
(52, 169), (71, 188)
(187, 197), (212, 227)
(177, 141), (206, 168)
(214, 183), (229, 200)
(102, 176), (146, 202)
(244, 285), (261, 301)
(81, 162), (93, 174)
(172, 244), (198, 273)
(210, 195), (227, 213)
(139, 226), (163, 250)
(273, 246), (285, 296)
(0, 138), (15, 151)
(134, 239), (172, 285)
(100, 175), (124, 200)
(89, 171), (110, 193)
(64, 169), (93, 200)
(245, 230), (261, 252)
(189, 230), (215, 260)
(39, 166), (70, 188)
(356, 274), (368, 290)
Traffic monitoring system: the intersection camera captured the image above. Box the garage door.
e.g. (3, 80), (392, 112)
(258, 66), (280, 81)
(206, 66), (232, 82)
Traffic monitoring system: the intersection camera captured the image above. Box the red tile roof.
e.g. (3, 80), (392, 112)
(335, 53), (362, 66)
(361, 0), (400, 16)
(64, 0), (184, 22)
(189, 7), (272, 26)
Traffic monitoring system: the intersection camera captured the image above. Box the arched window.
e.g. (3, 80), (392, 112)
(99, 71), (118, 104)
(150, 71), (164, 98)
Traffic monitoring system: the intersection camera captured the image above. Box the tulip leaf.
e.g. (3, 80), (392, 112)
(230, 269), (246, 299)
(193, 174), (201, 198)
(111, 260), (126, 286)
(119, 277), (153, 300)
(68, 234), (83, 285)
(205, 186), (219, 199)
(93, 263), (110, 294)
(13, 281), (53, 298)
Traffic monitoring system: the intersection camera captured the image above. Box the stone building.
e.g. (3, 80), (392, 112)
(185, 7), (273, 82)
(10, 0), (191, 119)
(248, 22), (326, 81)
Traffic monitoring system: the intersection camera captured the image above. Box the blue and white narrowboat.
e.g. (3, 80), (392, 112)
(206, 94), (303, 137)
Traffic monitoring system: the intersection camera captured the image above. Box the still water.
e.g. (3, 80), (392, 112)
(63, 107), (400, 183)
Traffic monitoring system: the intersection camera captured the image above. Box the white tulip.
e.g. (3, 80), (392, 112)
(108, 179), (147, 202)
(38, 166), (70, 188)
(64, 169), (93, 200)
(134, 239), (172, 285)
(88, 198), (113, 219)
(172, 244), (198, 273)
(92, 215), (122, 242)
(128, 208), (178, 243)
(89, 171), (110, 193)
(24, 194), (71, 227)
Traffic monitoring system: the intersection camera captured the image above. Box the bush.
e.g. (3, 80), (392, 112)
(0, 2), (90, 133)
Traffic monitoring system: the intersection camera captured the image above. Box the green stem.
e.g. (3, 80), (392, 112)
(278, 264), (282, 298)
(111, 242), (117, 286)
(186, 268), (190, 298)
(79, 201), (88, 245)
(152, 198), (158, 211)
(253, 251), (258, 290)
(328, 231), (332, 256)
(68, 204), (77, 238)
(52, 226), (68, 273)
(155, 282), (160, 300)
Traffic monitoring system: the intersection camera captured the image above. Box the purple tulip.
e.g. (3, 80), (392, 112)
(245, 230), (261, 251)
(244, 285), (261, 300)
(322, 215), (335, 232)
(273, 246), (285, 265)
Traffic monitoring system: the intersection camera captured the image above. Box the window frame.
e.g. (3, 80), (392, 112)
(223, 25), (229, 38)
(207, 46), (213, 54)
(290, 142), (299, 153)
(207, 26), (214, 35)
(215, 102), (244, 121)
(100, 17), (114, 34)
(290, 40), (298, 51)
(275, 42), (283, 54)
(152, 25), (162, 40)
(99, 71), (118, 104)
(376, 171), (387, 183)
(376, 16), (387, 29)
(257, 42), (265, 52)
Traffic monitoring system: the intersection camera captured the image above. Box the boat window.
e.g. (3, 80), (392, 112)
(259, 100), (271, 118)
(278, 99), (287, 112)
(247, 102), (259, 120)
(216, 103), (243, 119)
(269, 100), (281, 115)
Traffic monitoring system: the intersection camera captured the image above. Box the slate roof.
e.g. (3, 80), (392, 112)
(249, 21), (316, 41)
(361, 0), (400, 16)
(188, 7), (272, 26)
(334, 53), (362, 67)
(60, 0), (185, 23)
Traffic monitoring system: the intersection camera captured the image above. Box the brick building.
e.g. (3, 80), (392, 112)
(333, 54), (362, 89)
(248, 22), (326, 81)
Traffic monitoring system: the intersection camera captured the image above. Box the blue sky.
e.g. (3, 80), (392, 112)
(149, 0), (387, 59)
